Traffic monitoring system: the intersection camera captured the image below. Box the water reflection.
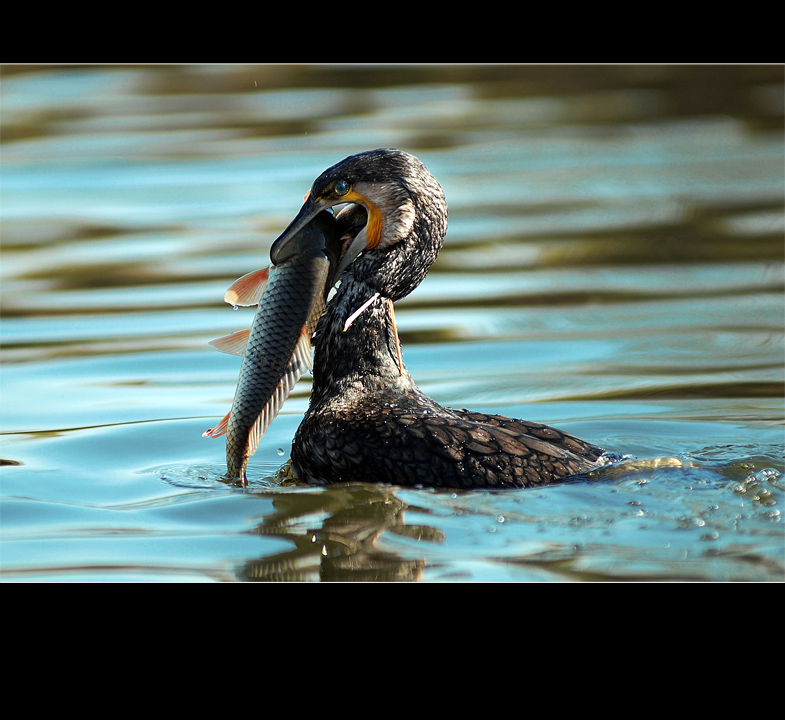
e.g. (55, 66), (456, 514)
(239, 484), (442, 581)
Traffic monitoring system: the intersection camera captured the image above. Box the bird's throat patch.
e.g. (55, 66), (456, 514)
(344, 190), (383, 249)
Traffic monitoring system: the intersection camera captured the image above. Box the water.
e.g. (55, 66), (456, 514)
(1, 64), (783, 581)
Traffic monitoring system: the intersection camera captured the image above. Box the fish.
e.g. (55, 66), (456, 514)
(203, 210), (342, 482)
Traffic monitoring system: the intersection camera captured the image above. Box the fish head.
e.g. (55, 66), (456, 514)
(270, 209), (339, 265)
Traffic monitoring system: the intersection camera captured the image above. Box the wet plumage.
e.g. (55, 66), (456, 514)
(269, 149), (607, 489)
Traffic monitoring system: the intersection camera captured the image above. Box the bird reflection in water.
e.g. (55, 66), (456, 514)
(238, 485), (444, 582)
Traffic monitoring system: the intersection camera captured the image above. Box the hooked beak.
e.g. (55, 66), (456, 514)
(270, 190), (377, 279)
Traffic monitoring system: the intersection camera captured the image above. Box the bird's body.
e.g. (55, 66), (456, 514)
(267, 149), (607, 489)
(293, 293), (604, 488)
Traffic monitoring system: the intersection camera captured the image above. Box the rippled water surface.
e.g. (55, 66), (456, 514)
(1, 65), (783, 581)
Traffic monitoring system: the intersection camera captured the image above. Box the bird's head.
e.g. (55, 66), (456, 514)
(271, 148), (447, 300)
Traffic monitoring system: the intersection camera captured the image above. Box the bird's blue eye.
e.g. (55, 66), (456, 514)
(334, 180), (350, 196)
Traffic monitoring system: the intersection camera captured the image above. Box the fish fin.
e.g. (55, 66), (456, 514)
(291, 323), (315, 374)
(208, 328), (251, 356)
(202, 410), (230, 438)
(387, 298), (404, 376)
(244, 326), (313, 458)
(343, 292), (380, 332)
(224, 267), (270, 307)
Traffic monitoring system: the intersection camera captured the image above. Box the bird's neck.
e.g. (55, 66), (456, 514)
(311, 278), (411, 404)
(309, 185), (447, 404)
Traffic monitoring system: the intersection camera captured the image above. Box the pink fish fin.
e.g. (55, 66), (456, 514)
(208, 328), (251, 356)
(244, 326), (313, 459)
(291, 323), (315, 374)
(224, 266), (270, 307)
(202, 410), (230, 438)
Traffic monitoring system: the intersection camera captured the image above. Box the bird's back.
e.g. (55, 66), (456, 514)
(292, 375), (604, 489)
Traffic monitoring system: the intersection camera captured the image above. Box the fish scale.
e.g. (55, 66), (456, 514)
(225, 248), (331, 479)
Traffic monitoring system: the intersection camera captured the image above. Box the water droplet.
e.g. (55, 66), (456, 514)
(277, 448), (285, 456)
(231, 304), (239, 311)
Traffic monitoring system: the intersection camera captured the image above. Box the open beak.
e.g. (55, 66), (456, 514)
(270, 191), (375, 280)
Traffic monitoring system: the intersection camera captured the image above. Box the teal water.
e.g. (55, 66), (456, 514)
(1, 65), (783, 581)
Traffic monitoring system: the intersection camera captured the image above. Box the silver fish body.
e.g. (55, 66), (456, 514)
(223, 211), (340, 481)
